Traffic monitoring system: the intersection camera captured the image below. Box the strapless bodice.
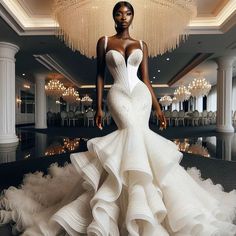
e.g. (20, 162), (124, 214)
(106, 49), (143, 93)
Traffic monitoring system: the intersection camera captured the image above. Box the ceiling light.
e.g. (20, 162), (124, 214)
(53, 0), (197, 58)
(174, 85), (191, 102)
(159, 95), (172, 107)
(158, 70), (161, 73)
(166, 58), (170, 61)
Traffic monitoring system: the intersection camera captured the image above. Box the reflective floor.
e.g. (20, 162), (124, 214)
(0, 127), (235, 164)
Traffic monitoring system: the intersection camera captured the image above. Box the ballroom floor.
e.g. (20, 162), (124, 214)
(0, 124), (236, 235)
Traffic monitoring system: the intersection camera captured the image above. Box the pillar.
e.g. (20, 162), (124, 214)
(216, 56), (235, 133)
(0, 42), (19, 144)
(35, 73), (47, 129)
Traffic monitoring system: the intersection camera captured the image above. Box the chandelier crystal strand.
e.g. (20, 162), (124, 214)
(53, 0), (197, 58)
(45, 79), (66, 98)
(174, 85), (191, 102)
(188, 76), (211, 98)
(159, 95), (172, 107)
(62, 87), (80, 103)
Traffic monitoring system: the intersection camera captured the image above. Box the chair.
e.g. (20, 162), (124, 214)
(176, 110), (185, 126)
(164, 110), (171, 126)
(190, 110), (200, 126)
(84, 110), (95, 127)
(104, 111), (111, 126)
(171, 110), (178, 126)
(200, 110), (208, 125)
(60, 111), (68, 126)
(47, 111), (53, 126)
(207, 111), (213, 124)
(68, 111), (76, 126)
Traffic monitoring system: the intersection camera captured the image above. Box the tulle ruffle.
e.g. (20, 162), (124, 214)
(0, 128), (236, 236)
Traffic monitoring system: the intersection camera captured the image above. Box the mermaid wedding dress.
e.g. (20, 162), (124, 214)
(0, 36), (236, 236)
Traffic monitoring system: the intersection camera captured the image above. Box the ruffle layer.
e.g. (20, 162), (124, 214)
(0, 128), (236, 236)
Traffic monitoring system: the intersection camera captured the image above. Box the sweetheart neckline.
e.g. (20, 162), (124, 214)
(106, 49), (143, 67)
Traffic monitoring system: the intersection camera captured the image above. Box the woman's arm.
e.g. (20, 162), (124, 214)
(139, 41), (166, 128)
(95, 37), (106, 130)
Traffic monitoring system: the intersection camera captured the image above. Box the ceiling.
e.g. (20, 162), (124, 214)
(0, 0), (236, 97)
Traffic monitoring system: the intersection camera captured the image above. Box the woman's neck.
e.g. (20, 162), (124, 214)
(115, 29), (130, 39)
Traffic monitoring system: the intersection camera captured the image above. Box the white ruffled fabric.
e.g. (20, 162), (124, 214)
(0, 128), (236, 236)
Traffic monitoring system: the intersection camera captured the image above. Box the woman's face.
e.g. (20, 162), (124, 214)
(114, 5), (133, 30)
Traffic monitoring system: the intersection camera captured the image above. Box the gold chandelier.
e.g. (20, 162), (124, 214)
(53, 0), (197, 58)
(174, 85), (191, 102)
(62, 87), (80, 104)
(159, 95), (172, 107)
(81, 94), (93, 106)
(188, 74), (211, 98)
(45, 79), (66, 98)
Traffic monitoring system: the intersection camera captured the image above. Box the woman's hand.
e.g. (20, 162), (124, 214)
(95, 109), (103, 130)
(156, 109), (167, 130)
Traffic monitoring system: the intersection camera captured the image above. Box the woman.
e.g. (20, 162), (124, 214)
(0, 1), (236, 236)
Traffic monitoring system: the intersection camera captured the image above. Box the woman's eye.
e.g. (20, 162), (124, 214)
(127, 12), (132, 16)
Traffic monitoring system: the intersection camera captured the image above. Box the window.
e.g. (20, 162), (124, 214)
(20, 91), (35, 113)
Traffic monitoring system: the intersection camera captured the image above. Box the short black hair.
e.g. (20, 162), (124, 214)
(112, 1), (134, 19)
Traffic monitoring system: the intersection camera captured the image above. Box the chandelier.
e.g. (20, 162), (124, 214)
(45, 144), (66, 156)
(81, 94), (93, 106)
(62, 87), (80, 103)
(174, 85), (191, 102)
(172, 96), (178, 104)
(159, 95), (172, 107)
(53, 0), (197, 58)
(63, 138), (80, 151)
(188, 143), (210, 157)
(188, 75), (211, 98)
(45, 79), (66, 98)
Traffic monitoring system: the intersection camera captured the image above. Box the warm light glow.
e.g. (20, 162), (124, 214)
(81, 94), (93, 106)
(45, 79), (66, 98)
(174, 85), (191, 102)
(188, 74), (211, 97)
(23, 84), (30, 89)
(62, 87), (80, 104)
(159, 95), (172, 107)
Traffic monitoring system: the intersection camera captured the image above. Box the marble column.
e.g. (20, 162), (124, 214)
(0, 42), (19, 144)
(216, 56), (235, 133)
(35, 73), (47, 129)
(0, 142), (18, 164)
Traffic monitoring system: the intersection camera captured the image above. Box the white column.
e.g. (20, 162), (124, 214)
(216, 56), (235, 133)
(0, 42), (19, 144)
(196, 96), (203, 112)
(35, 73), (47, 129)
(0, 143), (18, 164)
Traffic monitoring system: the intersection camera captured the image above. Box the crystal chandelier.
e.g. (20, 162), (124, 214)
(62, 87), (80, 104)
(188, 75), (211, 98)
(53, 0), (197, 58)
(45, 79), (66, 98)
(159, 95), (172, 107)
(81, 94), (93, 106)
(174, 85), (191, 102)
(172, 96), (178, 104)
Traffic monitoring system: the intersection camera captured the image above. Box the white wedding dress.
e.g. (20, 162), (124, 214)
(0, 36), (236, 236)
